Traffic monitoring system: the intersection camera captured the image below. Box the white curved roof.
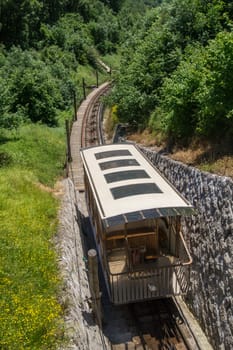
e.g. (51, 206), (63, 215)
(80, 144), (194, 228)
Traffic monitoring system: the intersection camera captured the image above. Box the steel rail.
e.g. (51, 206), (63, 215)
(81, 83), (111, 148)
(172, 297), (203, 350)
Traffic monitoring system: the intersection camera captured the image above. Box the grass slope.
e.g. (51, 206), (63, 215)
(0, 123), (66, 349)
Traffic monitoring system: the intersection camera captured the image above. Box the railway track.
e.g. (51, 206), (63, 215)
(78, 83), (201, 350)
(81, 82), (110, 147)
(102, 298), (200, 350)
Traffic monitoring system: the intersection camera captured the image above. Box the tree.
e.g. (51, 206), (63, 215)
(0, 48), (62, 127)
(109, 7), (181, 126)
(0, 0), (43, 48)
(149, 44), (203, 141)
(40, 13), (98, 63)
(196, 32), (233, 139)
(150, 31), (233, 142)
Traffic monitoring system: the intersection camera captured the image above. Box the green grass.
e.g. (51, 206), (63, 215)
(0, 124), (66, 186)
(0, 123), (66, 349)
(102, 53), (121, 72)
(75, 63), (109, 91)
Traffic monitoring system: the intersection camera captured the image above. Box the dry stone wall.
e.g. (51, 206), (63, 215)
(57, 178), (110, 350)
(140, 147), (233, 350)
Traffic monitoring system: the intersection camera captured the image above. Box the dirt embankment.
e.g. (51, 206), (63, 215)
(126, 130), (233, 179)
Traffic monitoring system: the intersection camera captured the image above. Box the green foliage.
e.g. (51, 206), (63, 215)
(0, 0), (42, 48)
(196, 32), (233, 138)
(40, 45), (77, 105)
(151, 32), (233, 142)
(0, 151), (12, 167)
(0, 45), (80, 128)
(108, 8), (182, 125)
(0, 0), (121, 132)
(168, 0), (226, 47)
(13, 68), (59, 126)
(0, 0), (122, 51)
(117, 0), (156, 45)
(109, 0), (233, 145)
(89, 15), (119, 54)
(150, 44), (204, 140)
(0, 0), (95, 48)
(100, 0), (124, 13)
(40, 13), (94, 64)
(0, 47), (64, 126)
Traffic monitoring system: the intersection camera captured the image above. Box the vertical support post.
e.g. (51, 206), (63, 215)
(82, 77), (86, 100)
(175, 217), (181, 257)
(96, 70), (99, 88)
(73, 89), (77, 121)
(88, 249), (102, 327)
(155, 219), (159, 254)
(65, 120), (72, 163)
(169, 216), (172, 253)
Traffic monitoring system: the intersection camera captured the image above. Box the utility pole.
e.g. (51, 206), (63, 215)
(96, 70), (99, 88)
(82, 78), (86, 100)
(73, 89), (77, 121)
(65, 120), (72, 163)
(88, 249), (102, 327)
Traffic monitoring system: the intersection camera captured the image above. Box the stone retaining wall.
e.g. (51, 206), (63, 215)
(57, 178), (110, 350)
(140, 147), (233, 350)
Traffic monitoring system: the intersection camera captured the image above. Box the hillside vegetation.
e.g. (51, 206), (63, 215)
(109, 0), (233, 161)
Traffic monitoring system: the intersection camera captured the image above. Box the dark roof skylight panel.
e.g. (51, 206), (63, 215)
(99, 158), (140, 171)
(110, 183), (163, 199)
(95, 149), (132, 160)
(104, 169), (150, 183)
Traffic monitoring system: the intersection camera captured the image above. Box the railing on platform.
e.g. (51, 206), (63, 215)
(108, 262), (191, 304)
(107, 230), (192, 305)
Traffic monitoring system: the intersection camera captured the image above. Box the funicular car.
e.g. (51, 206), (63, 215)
(80, 143), (194, 304)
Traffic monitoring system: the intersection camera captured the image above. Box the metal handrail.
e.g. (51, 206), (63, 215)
(105, 231), (192, 304)
(107, 258), (189, 277)
(108, 263), (191, 304)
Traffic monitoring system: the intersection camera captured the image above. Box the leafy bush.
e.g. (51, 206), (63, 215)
(40, 14), (94, 64)
(0, 151), (12, 167)
(88, 8), (119, 54)
(108, 15), (181, 126)
(12, 67), (60, 126)
(196, 32), (233, 138)
(109, 0), (233, 145)
(150, 32), (233, 142)
(0, 47), (73, 128)
(149, 44), (203, 140)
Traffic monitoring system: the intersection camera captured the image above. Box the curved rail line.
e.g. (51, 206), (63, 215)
(81, 82), (110, 148)
(72, 82), (203, 350)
